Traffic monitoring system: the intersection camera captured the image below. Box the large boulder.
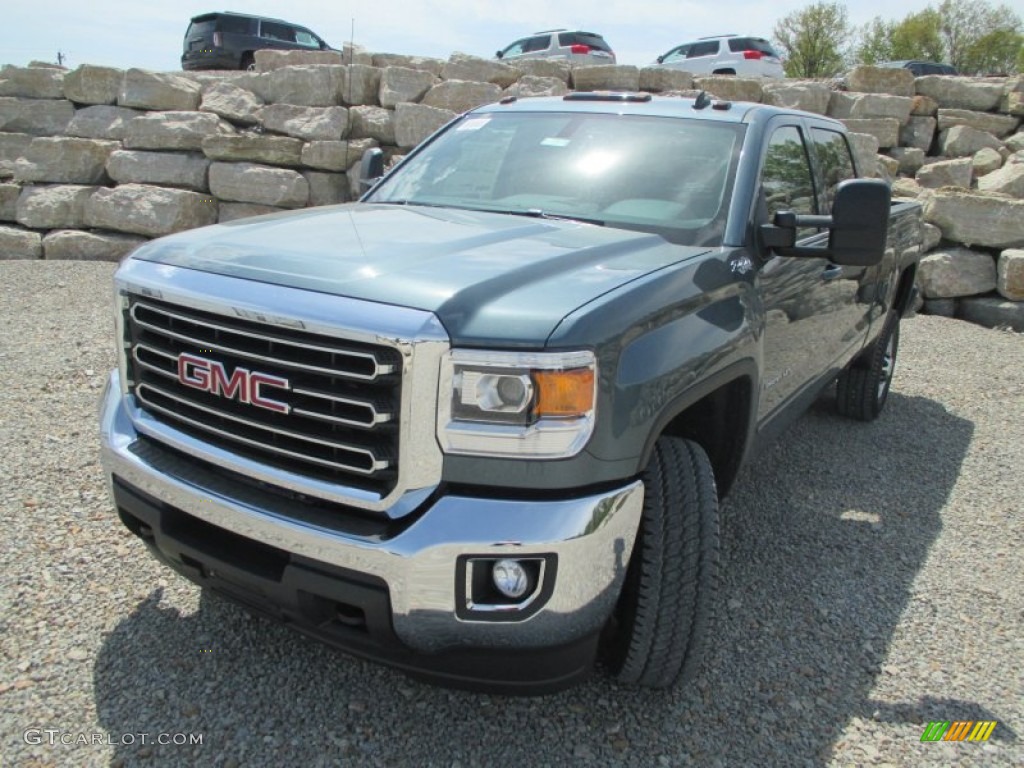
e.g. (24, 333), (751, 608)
(972, 147), (1004, 176)
(303, 170), (349, 206)
(42, 229), (146, 261)
(918, 247), (997, 298)
(85, 184), (218, 236)
(916, 157), (973, 189)
(260, 104), (349, 141)
(888, 147), (926, 175)
(938, 125), (1004, 157)
(760, 81), (830, 114)
(371, 54), (444, 77)
(910, 95), (939, 116)
(0, 97), (74, 136)
(394, 103), (457, 149)
(509, 59), (571, 83)
(923, 222), (943, 251)
(349, 106), (395, 144)
(443, 54), (520, 88)
(693, 76), (763, 103)
(978, 153), (1024, 197)
(106, 150), (210, 191)
(125, 111), (236, 151)
(65, 105), (142, 140)
(1007, 133), (1024, 153)
(845, 65), (915, 97)
(0, 65), (65, 99)
(218, 203), (287, 223)
(639, 68), (694, 94)
(0, 183), (18, 220)
(300, 139), (379, 171)
(379, 67), (435, 108)
(341, 65), (382, 107)
(573, 65), (641, 92)
(0, 133), (33, 177)
(936, 109), (1020, 138)
(915, 76), (1004, 111)
(1001, 77), (1023, 117)
(264, 66), (345, 107)
(62, 64), (122, 105)
(923, 189), (1024, 249)
(997, 248), (1024, 300)
(201, 134), (304, 166)
(208, 162), (309, 208)
(900, 116), (936, 151)
(0, 225), (42, 259)
(959, 297), (1024, 331)
(118, 69), (201, 111)
(199, 82), (264, 126)
(15, 184), (96, 228)
(840, 118), (900, 148)
(501, 76), (569, 100)
(14, 137), (119, 183)
(254, 50), (345, 71)
(421, 80), (501, 113)
(829, 93), (912, 124)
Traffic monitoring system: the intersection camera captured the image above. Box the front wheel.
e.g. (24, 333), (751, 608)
(603, 436), (720, 688)
(836, 310), (900, 422)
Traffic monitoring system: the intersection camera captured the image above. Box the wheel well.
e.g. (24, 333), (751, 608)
(892, 264), (918, 316)
(712, 68), (736, 75)
(659, 377), (752, 499)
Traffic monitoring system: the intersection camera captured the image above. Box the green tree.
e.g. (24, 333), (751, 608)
(938, 0), (1023, 73)
(857, 17), (894, 64)
(890, 9), (945, 62)
(963, 28), (1024, 75)
(773, 2), (853, 77)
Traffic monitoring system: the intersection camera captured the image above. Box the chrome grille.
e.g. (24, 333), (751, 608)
(125, 296), (403, 495)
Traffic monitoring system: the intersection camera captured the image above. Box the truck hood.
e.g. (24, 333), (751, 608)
(131, 203), (707, 345)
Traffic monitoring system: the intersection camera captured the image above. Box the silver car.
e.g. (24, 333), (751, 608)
(496, 29), (616, 66)
(652, 35), (784, 79)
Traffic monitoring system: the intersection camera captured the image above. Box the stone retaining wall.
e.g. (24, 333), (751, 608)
(1, 55), (1022, 330)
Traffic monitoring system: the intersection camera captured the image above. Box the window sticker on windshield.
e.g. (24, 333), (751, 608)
(540, 137), (570, 147)
(456, 118), (491, 131)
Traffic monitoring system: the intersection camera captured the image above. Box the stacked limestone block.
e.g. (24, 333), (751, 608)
(2, 55), (1023, 332)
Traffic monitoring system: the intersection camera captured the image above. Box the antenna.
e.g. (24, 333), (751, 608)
(693, 90), (711, 110)
(57, 51), (66, 66)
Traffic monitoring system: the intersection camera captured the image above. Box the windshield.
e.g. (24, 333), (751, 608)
(367, 111), (743, 247)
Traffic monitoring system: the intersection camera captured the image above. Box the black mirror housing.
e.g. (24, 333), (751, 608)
(495, 50), (503, 59)
(828, 179), (891, 267)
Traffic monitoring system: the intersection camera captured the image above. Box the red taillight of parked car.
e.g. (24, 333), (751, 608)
(742, 50), (764, 59)
(213, 31), (222, 47)
(570, 44), (592, 54)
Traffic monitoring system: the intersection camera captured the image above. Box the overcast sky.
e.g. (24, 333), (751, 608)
(3, 0), (1023, 72)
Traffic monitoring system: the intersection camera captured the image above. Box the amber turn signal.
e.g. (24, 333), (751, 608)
(533, 368), (595, 417)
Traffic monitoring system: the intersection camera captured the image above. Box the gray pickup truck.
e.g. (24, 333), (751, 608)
(100, 92), (923, 693)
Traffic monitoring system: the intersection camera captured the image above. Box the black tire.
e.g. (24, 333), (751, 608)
(836, 310), (900, 422)
(604, 437), (720, 688)
(240, 53), (256, 72)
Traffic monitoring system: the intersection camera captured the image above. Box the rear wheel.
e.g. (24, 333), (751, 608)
(604, 436), (720, 688)
(836, 310), (900, 422)
(240, 52), (256, 71)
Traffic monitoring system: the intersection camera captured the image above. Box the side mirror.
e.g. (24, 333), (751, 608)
(656, 55), (665, 64)
(758, 180), (891, 267)
(495, 50), (504, 59)
(358, 147), (384, 194)
(828, 179), (891, 266)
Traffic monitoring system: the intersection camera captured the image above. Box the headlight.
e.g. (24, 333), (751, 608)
(437, 349), (596, 458)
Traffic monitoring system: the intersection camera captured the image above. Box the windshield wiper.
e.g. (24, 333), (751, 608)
(505, 208), (606, 226)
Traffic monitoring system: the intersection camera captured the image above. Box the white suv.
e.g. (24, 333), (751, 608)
(496, 30), (616, 66)
(652, 35), (784, 78)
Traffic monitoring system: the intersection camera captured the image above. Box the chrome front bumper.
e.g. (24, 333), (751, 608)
(100, 372), (644, 654)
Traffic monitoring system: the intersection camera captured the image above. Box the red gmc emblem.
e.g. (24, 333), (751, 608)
(177, 352), (290, 414)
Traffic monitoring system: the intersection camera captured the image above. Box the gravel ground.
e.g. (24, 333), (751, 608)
(1, 260), (1021, 768)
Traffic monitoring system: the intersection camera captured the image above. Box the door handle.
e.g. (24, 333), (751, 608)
(822, 264), (844, 281)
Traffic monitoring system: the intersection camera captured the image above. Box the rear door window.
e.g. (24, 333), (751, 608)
(687, 41), (720, 58)
(260, 22), (295, 42)
(810, 128), (856, 210)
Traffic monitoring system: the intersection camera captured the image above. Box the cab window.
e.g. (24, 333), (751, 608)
(761, 126), (818, 238)
(810, 128), (856, 211)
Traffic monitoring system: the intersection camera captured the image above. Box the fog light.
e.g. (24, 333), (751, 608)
(492, 559), (530, 599)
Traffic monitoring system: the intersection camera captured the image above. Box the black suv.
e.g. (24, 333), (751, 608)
(181, 11), (337, 71)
